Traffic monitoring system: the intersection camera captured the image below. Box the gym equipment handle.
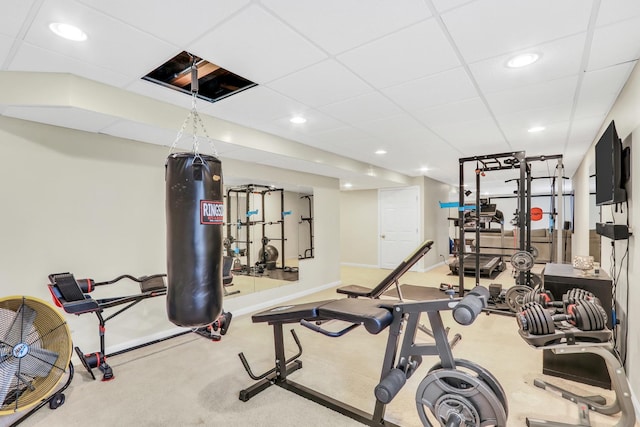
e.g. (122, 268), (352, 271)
(374, 368), (406, 404)
(299, 319), (360, 337)
(452, 286), (489, 326)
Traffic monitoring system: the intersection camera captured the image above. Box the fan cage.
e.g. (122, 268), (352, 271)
(0, 296), (72, 414)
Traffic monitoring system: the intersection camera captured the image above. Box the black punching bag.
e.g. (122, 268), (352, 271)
(166, 152), (224, 327)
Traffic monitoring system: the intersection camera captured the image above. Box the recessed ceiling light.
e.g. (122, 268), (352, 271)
(527, 126), (546, 133)
(290, 116), (307, 124)
(49, 22), (87, 41)
(343, 182), (353, 188)
(420, 167), (429, 172)
(506, 52), (539, 68)
(375, 149), (387, 155)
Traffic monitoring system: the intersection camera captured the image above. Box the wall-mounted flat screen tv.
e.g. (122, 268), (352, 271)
(595, 120), (627, 206)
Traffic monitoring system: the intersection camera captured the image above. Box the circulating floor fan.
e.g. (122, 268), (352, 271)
(0, 296), (73, 417)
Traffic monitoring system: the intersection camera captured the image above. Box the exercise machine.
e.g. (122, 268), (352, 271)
(455, 152), (564, 297)
(448, 202), (507, 278)
(47, 272), (189, 381)
(238, 286), (509, 426)
(516, 289), (636, 426)
(225, 184), (289, 276)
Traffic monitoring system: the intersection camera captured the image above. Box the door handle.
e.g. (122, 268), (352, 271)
(380, 234), (386, 239)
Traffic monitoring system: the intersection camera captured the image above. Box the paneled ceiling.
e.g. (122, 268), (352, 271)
(1, 0), (639, 195)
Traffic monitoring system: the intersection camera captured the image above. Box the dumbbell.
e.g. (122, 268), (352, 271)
(517, 299), (607, 335)
(523, 287), (600, 309)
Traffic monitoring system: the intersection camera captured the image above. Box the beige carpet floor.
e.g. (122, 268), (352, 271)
(2, 263), (637, 427)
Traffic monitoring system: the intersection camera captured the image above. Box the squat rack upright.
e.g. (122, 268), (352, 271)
(457, 152), (564, 296)
(226, 184), (286, 273)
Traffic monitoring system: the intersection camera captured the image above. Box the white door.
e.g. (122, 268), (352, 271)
(378, 186), (420, 269)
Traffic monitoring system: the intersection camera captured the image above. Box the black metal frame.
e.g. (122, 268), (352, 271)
(47, 273), (189, 380)
(9, 362), (75, 427)
(457, 152), (564, 295)
(226, 184), (287, 273)
(238, 296), (473, 427)
(299, 194), (314, 259)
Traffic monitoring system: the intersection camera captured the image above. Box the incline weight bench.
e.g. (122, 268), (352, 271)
(337, 240), (434, 299)
(239, 286), (509, 426)
(47, 272), (186, 381)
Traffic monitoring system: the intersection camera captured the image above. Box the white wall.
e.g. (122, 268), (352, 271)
(339, 176), (451, 270)
(0, 115), (341, 354)
(339, 189), (378, 267)
(572, 61), (640, 400)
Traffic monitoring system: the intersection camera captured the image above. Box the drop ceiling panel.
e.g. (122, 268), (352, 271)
(0, 33), (15, 64)
(261, 110), (344, 136)
(24, 0), (178, 80)
(442, 0), (591, 63)
(414, 97), (492, 128)
(596, 1), (640, 27)
(431, 118), (509, 153)
(318, 92), (403, 125)
(470, 34), (585, 95)
(260, 0), (431, 55)
(307, 126), (382, 151)
(588, 16), (640, 71)
(76, 0), (250, 46)
(355, 114), (433, 142)
(0, 0), (36, 38)
(126, 79), (202, 110)
(567, 116), (606, 149)
(187, 5), (327, 84)
(381, 67), (477, 112)
(3, 106), (118, 133)
(10, 42), (134, 88)
(496, 104), (573, 135)
(575, 62), (635, 120)
(203, 85), (308, 125)
(431, 0), (475, 14)
(267, 59), (371, 107)
(337, 19), (460, 88)
(501, 121), (570, 154)
(484, 75), (578, 116)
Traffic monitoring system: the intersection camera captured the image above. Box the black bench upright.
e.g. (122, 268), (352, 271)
(239, 286), (508, 426)
(337, 239), (434, 299)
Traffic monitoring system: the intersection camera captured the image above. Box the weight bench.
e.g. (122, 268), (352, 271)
(239, 286), (509, 426)
(337, 239), (434, 299)
(47, 272), (186, 381)
(519, 324), (636, 426)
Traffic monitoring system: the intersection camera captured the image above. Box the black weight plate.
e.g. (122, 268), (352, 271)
(428, 359), (509, 417)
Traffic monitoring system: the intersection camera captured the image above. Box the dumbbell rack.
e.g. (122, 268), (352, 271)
(520, 328), (636, 427)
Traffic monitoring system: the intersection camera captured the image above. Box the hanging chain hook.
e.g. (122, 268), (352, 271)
(168, 54), (218, 157)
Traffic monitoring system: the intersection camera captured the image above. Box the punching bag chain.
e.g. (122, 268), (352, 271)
(169, 56), (218, 157)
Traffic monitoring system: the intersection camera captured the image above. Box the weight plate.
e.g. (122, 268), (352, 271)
(510, 251), (534, 272)
(416, 368), (507, 427)
(434, 394), (480, 426)
(529, 246), (539, 260)
(505, 285), (532, 313)
(427, 359), (508, 419)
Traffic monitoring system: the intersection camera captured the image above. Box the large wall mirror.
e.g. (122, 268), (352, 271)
(221, 179), (313, 298)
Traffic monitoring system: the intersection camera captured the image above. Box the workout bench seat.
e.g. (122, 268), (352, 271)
(252, 298), (395, 335)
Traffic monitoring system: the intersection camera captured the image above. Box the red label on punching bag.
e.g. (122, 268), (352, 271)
(200, 200), (224, 225)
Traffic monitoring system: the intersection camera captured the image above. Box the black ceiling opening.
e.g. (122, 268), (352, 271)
(142, 51), (257, 103)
